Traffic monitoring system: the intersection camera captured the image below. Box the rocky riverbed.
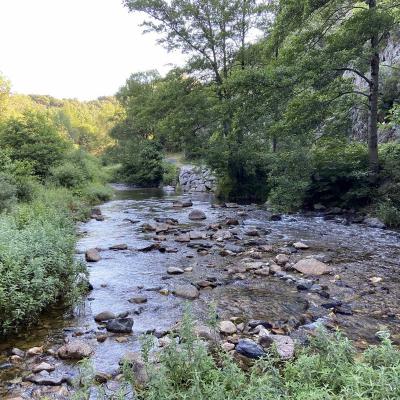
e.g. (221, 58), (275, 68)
(1, 185), (399, 399)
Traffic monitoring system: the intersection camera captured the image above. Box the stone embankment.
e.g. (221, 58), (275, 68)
(178, 165), (216, 193)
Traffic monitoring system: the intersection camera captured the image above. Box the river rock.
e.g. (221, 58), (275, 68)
(129, 296), (148, 304)
(244, 228), (260, 237)
(173, 285), (199, 300)
(222, 342), (235, 352)
(293, 242), (309, 250)
(275, 254), (289, 265)
(106, 318), (134, 334)
(259, 334), (295, 360)
(182, 199), (193, 207)
(120, 352), (148, 386)
(11, 348), (25, 358)
(58, 340), (93, 360)
(85, 248), (101, 262)
(32, 362), (55, 373)
(27, 347), (43, 356)
(235, 339), (265, 359)
(293, 258), (331, 276)
(189, 231), (206, 240)
(219, 321), (237, 334)
(175, 234), (190, 242)
(109, 244), (128, 250)
(24, 372), (66, 386)
(94, 311), (116, 322)
(167, 267), (185, 275)
(194, 324), (219, 342)
(364, 217), (386, 229)
(189, 209), (207, 220)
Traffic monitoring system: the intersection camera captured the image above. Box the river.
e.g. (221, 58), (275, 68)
(1, 185), (399, 398)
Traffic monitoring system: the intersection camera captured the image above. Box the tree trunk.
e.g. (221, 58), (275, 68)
(368, 0), (379, 177)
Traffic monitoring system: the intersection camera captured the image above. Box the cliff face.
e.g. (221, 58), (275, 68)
(350, 31), (400, 143)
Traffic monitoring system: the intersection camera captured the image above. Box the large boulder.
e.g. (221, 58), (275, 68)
(58, 340), (93, 360)
(364, 217), (386, 229)
(189, 209), (207, 221)
(173, 285), (199, 300)
(106, 318), (133, 334)
(293, 258), (331, 276)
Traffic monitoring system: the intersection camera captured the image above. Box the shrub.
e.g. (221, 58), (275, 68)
(80, 183), (113, 204)
(50, 161), (86, 189)
(0, 111), (68, 179)
(305, 137), (370, 209)
(0, 173), (17, 212)
(114, 310), (400, 400)
(0, 187), (87, 334)
(376, 200), (400, 228)
(119, 140), (164, 187)
(162, 162), (178, 186)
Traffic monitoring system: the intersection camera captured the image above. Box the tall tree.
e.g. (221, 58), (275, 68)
(272, 0), (400, 176)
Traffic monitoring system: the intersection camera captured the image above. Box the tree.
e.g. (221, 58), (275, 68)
(0, 112), (68, 178)
(271, 0), (400, 176)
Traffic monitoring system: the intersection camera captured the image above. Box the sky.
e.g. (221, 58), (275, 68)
(0, 0), (185, 100)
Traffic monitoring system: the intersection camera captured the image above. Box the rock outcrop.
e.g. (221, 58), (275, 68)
(179, 166), (216, 193)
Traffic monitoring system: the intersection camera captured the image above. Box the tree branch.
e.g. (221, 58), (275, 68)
(335, 68), (373, 85)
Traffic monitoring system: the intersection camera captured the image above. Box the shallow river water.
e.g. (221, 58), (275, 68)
(1, 185), (399, 398)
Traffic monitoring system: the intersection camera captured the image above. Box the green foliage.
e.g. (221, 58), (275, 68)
(117, 309), (400, 400)
(119, 140), (164, 187)
(0, 111), (68, 178)
(0, 187), (87, 334)
(306, 138), (371, 209)
(162, 162), (179, 186)
(0, 173), (17, 212)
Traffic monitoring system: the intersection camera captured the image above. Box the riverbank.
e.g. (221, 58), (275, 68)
(1, 185), (399, 398)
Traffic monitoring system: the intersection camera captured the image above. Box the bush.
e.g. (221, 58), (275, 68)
(0, 111), (68, 179)
(119, 140), (164, 187)
(50, 161), (87, 189)
(80, 183), (113, 204)
(305, 137), (370, 209)
(376, 200), (400, 228)
(162, 162), (178, 186)
(0, 173), (17, 212)
(0, 187), (87, 334)
(114, 310), (400, 400)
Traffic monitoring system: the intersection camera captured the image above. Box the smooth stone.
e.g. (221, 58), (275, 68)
(85, 248), (101, 262)
(188, 210), (207, 220)
(32, 362), (55, 373)
(275, 254), (289, 265)
(24, 373), (66, 386)
(109, 244), (128, 250)
(129, 296), (148, 304)
(106, 318), (134, 334)
(173, 285), (199, 300)
(293, 258), (331, 276)
(293, 242), (309, 250)
(58, 341), (93, 360)
(119, 352), (148, 386)
(27, 347), (43, 356)
(259, 334), (295, 360)
(167, 267), (185, 275)
(11, 348), (25, 358)
(235, 339), (265, 359)
(222, 342), (235, 351)
(94, 311), (116, 322)
(219, 320), (237, 334)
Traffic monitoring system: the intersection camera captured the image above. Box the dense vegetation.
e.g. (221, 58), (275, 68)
(72, 310), (400, 399)
(103, 0), (400, 225)
(0, 74), (113, 334)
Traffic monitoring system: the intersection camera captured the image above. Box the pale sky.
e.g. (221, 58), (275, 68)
(0, 0), (185, 100)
